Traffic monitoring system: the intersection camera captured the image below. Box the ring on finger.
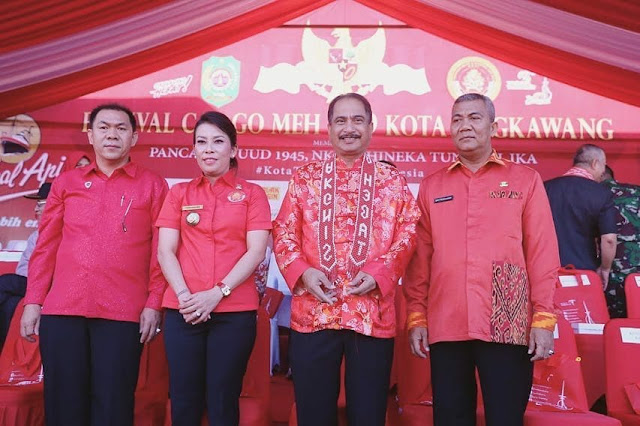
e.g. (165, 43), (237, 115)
(195, 311), (201, 317)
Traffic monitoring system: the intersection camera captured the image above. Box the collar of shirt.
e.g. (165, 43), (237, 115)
(82, 160), (138, 178)
(447, 149), (505, 173)
(192, 168), (238, 189)
(563, 167), (595, 181)
(336, 154), (365, 170)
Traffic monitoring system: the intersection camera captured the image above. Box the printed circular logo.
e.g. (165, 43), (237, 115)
(201, 56), (241, 108)
(447, 56), (502, 100)
(227, 190), (246, 202)
(0, 114), (41, 164)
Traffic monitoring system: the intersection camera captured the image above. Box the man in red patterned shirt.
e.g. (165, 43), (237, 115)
(273, 93), (419, 426)
(20, 104), (168, 426)
(404, 93), (559, 426)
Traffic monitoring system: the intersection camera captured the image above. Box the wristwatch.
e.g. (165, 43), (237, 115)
(216, 282), (231, 297)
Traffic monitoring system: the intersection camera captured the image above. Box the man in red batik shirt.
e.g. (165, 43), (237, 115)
(273, 93), (420, 426)
(404, 93), (559, 426)
(20, 104), (168, 426)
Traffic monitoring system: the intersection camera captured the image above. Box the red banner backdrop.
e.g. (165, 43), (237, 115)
(1, 2), (639, 251)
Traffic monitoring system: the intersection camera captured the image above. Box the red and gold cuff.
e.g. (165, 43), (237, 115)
(531, 311), (557, 331)
(407, 312), (428, 330)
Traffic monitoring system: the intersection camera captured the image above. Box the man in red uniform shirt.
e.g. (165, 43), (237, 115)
(404, 93), (559, 426)
(20, 104), (168, 426)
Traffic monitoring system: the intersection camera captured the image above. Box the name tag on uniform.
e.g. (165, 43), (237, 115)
(434, 195), (454, 203)
(181, 205), (203, 211)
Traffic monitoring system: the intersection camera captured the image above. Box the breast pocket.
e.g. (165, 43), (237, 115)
(429, 197), (457, 230)
(181, 209), (213, 236)
(125, 206), (151, 236)
(493, 199), (524, 239)
(65, 193), (99, 227)
(214, 203), (249, 237)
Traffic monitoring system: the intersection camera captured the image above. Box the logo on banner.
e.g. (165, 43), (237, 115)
(0, 115), (41, 164)
(506, 70), (536, 91)
(201, 56), (241, 107)
(525, 77), (552, 106)
(254, 24), (431, 102)
(506, 70), (553, 106)
(264, 186), (280, 201)
(447, 56), (501, 100)
(150, 75), (193, 99)
(0, 115), (70, 201)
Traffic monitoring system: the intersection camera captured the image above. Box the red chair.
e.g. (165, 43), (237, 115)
(239, 307), (271, 426)
(555, 266), (609, 325)
(134, 330), (170, 426)
(0, 300), (45, 426)
(511, 318), (620, 425)
(391, 289), (618, 425)
(369, 281), (433, 425)
(476, 409), (621, 426)
(0, 260), (18, 275)
(395, 316), (619, 425)
(625, 274), (640, 319)
(260, 287), (284, 319)
(164, 307), (271, 426)
(473, 318), (619, 426)
(527, 317), (589, 413)
(395, 286), (432, 404)
(556, 266), (610, 406)
(605, 318), (640, 425)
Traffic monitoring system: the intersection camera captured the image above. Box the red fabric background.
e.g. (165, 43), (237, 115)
(0, 0), (638, 118)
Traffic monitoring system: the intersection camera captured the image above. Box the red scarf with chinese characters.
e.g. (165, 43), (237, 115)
(318, 153), (376, 282)
(563, 167), (595, 181)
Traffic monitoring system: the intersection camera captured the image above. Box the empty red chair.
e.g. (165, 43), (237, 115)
(625, 274), (640, 319)
(477, 318), (619, 425)
(605, 318), (640, 425)
(477, 407), (621, 426)
(394, 284), (432, 405)
(555, 266), (609, 325)
(0, 300), (44, 426)
(556, 266), (610, 405)
(527, 317), (589, 413)
(381, 283), (433, 425)
(0, 261), (18, 275)
(261, 287), (284, 319)
(239, 307), (271, 426)
(134, 330), (170, 426)
(514, 318), (619, 425)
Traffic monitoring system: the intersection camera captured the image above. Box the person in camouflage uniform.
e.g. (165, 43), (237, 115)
(602, 165), (640, 318)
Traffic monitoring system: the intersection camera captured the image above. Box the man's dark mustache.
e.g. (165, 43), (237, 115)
(339, 133), (361, 139)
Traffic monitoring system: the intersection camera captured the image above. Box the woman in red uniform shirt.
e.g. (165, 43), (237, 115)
(156, 111), (271, 426)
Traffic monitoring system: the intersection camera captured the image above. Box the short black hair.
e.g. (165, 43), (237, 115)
(88, 103), (137, 132)
(453, 93), (495, 122)
(193, 111), (238, 169)
(327, 93), (373, 124)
